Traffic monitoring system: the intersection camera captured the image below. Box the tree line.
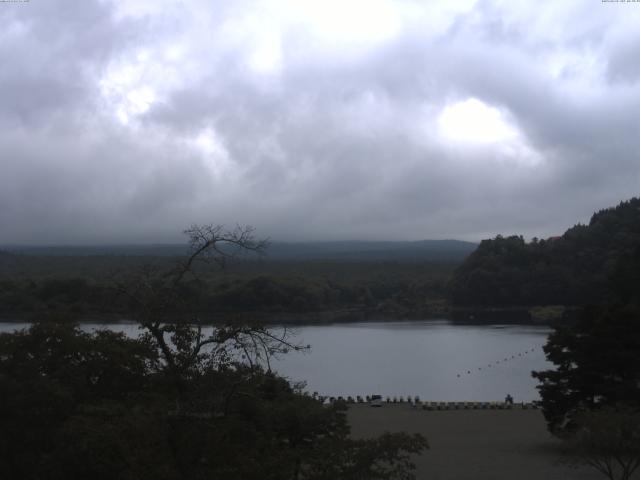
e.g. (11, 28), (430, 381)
(0, 260), (453, 321)
(451, 197), (640, 307)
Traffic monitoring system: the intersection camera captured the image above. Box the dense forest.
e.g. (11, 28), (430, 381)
(450, 197), (640, 308)
(0, 240), (471, 321)
(0, 252), (455, 322)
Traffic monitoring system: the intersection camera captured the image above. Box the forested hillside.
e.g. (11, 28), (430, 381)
(0, 254), (454, 321)
(450, 197), (640, 307)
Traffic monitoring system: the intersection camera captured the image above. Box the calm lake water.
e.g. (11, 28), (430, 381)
(0, 320), (551, 402)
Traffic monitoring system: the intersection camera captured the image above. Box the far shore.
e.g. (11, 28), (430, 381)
(0, 305), (567, 326)
(347, 404), (600, 480)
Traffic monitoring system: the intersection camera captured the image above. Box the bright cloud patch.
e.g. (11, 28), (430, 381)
(247, 32), (283, 74)
(437, 98), (517, 144)
(436, 98), (543, 167)
(287, 0), (401, 50)
(191, 128), (233, 177)
(99, 47), (191, 125)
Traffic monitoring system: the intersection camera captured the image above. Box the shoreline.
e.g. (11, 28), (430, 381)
(0, 307), (564, 326)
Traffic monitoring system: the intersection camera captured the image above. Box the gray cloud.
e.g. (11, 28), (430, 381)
(1, 0), (639, 244)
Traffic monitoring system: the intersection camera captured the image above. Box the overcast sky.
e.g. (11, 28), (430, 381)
(1, 0), (639, 244)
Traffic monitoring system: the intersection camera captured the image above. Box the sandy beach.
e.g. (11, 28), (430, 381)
(348, 404), (603, 480)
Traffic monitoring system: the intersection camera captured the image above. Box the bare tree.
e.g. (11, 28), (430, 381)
(113, 224), (304, 399)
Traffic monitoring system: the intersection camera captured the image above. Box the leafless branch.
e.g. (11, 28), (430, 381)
(109, 224), (308, 394)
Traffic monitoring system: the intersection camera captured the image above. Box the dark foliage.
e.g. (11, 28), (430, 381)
(0, 321), (427, 480)
(0, 261), (455, 321)
(0, 321), (160, 479)
(564, 407), (640, 480)
(532, 305), (640, 433)
(532, 232), (640, 434)
(451, 197), (640, 306)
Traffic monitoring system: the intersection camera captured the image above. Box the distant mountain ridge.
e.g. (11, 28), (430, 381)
(2, 239), (477, 263)
(265, 240), (476, 261)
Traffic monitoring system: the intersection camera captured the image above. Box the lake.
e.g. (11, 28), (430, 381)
(0, 320), (551, 402)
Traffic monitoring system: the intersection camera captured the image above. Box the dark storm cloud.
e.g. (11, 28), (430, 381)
(1, 0), (639, 244)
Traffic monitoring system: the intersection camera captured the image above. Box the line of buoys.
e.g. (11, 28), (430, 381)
(455, 346), (539, 378)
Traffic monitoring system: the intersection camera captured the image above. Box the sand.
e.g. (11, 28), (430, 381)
(347, 404), (604, 480)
